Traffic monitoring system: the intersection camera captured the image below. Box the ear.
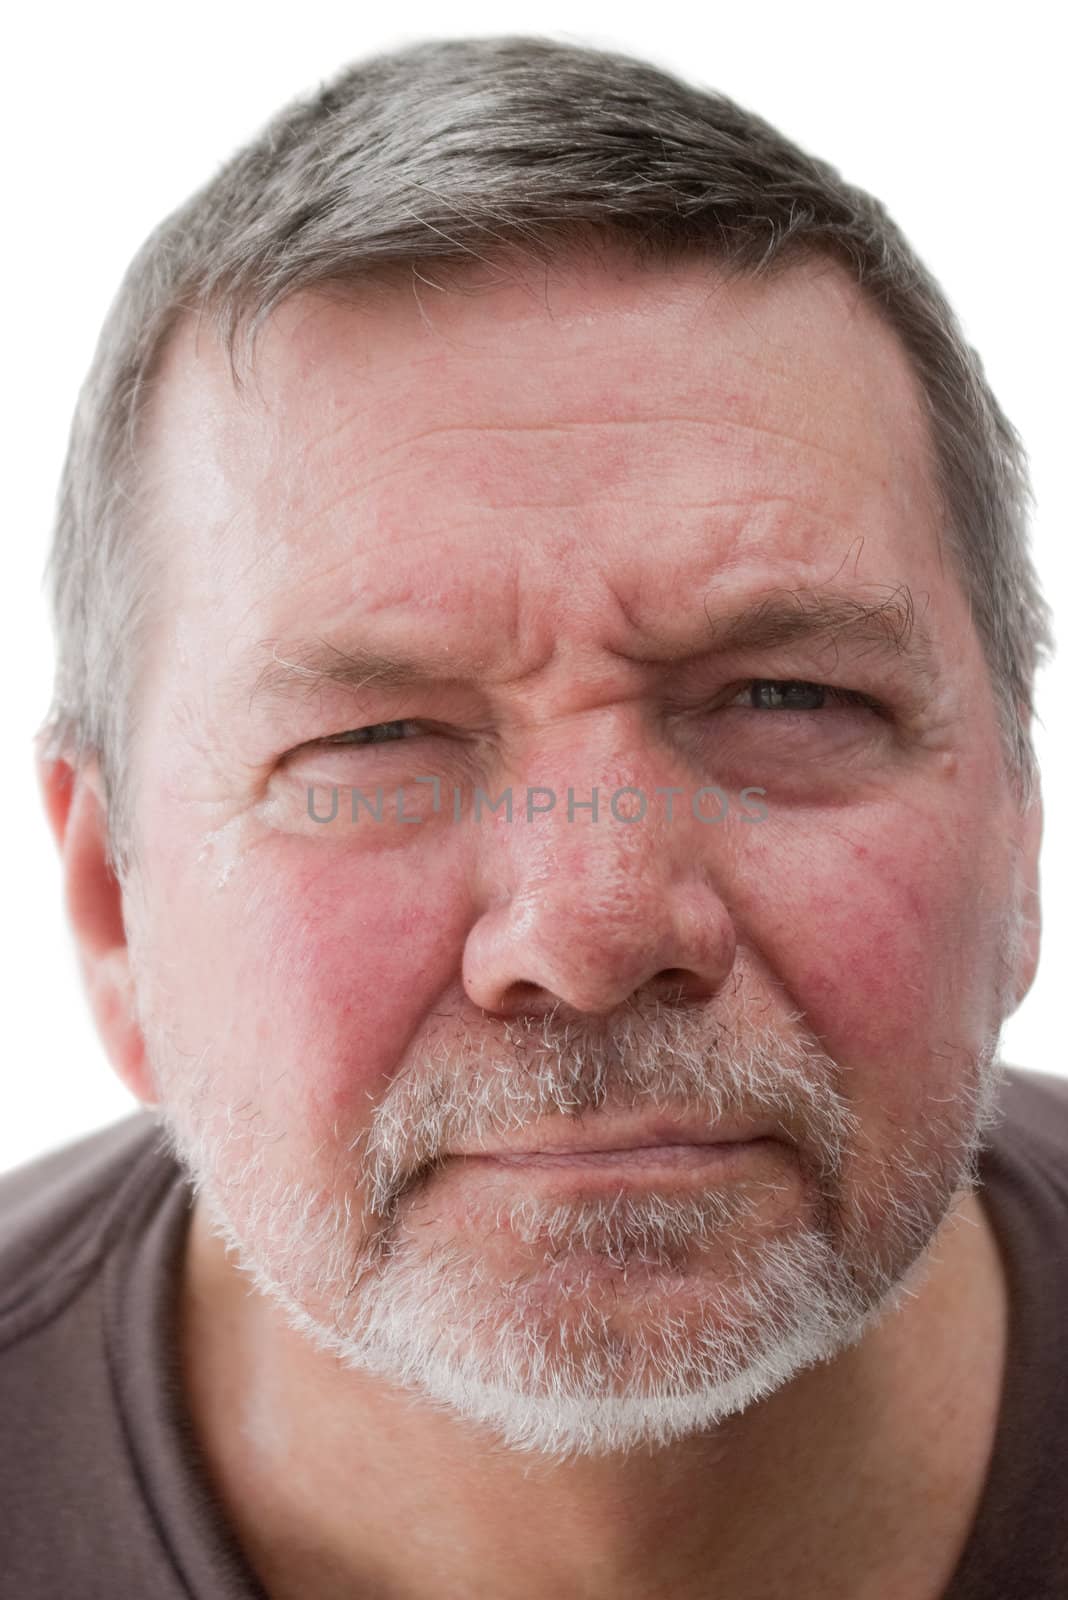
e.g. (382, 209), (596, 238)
(1006, 779), (1043, 1015)
(36, 742), (158, 1107)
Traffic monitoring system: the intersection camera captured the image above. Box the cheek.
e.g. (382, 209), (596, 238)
(148, 834), (473, 1133)
(267, 849), (472, 1123)
(739, 798), (1009, 1129)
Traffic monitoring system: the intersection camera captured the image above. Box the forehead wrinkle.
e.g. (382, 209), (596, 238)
(290, 413), (898, 520)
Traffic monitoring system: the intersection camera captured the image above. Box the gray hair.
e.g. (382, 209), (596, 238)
(37, 34), (1054, 884)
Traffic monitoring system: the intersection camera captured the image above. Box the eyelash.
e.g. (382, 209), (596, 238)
(316, 680), (883, 747)
(728, 680), (882, 713)
(321, 719), (426, 747)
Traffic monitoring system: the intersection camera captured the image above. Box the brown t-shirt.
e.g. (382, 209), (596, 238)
(1, 1067), (1066, 1599)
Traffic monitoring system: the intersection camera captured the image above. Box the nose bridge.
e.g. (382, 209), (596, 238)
(490, 726), (692, 891)
(463, 727), (737, 1014)
(542, 754), (683, 894)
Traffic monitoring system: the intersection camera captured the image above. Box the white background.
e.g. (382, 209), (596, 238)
(5, 1), (1064, 1171)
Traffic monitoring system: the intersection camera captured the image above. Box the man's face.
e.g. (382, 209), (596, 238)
(125, 251), (1036, 1458)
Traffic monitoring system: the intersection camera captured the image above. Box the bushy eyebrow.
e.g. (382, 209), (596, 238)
(245, 582), (940, 712)
(247, 639), (470, 711)
(700, 583), (936, 678)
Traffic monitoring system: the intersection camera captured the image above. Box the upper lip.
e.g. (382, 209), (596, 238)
(453, 1115), (783, 1159)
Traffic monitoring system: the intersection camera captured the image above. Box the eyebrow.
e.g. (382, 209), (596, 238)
(248, 639), (474, 711)
(700, 583), (937, 681)
(245, 582), (940, 711)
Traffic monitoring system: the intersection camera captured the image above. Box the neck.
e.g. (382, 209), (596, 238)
(178, 1187), (1007, 1600)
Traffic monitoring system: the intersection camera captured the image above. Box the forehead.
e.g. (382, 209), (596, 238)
(138, 251), (947, 696)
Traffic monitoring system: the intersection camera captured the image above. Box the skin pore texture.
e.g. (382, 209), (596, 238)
(48, 249), (1042, 1600)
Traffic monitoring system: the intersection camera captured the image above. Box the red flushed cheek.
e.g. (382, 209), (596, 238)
(258, 846), (475, 1123)
(770, 818), (1005, 1133)
(151, 833), (476, 1133)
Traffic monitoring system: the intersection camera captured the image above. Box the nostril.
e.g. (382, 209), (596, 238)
(651, 968), (713, 1004)
(466, 975), (553, 1018)
(498, 980), (548, 1014)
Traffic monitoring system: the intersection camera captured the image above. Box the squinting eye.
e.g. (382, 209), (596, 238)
(310, 685), (881, 750)
(319, 720), (425, 746)
(730, 680), (881, 712)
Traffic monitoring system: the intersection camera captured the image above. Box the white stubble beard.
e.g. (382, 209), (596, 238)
(147, 985), (1009, 1463)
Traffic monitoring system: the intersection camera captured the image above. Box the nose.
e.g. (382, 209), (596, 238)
(461, 767), (738, 1018)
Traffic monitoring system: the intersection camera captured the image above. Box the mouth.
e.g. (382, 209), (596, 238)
(452, 1115), (785, 1162)
(445, 1114), (789, 1190)
(463, 1139), (778, 1169)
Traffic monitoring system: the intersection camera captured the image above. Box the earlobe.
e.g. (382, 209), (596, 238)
(35, 746), (158, 1108)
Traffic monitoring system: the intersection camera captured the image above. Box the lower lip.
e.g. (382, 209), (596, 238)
(463, 1139), (776, 1172)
